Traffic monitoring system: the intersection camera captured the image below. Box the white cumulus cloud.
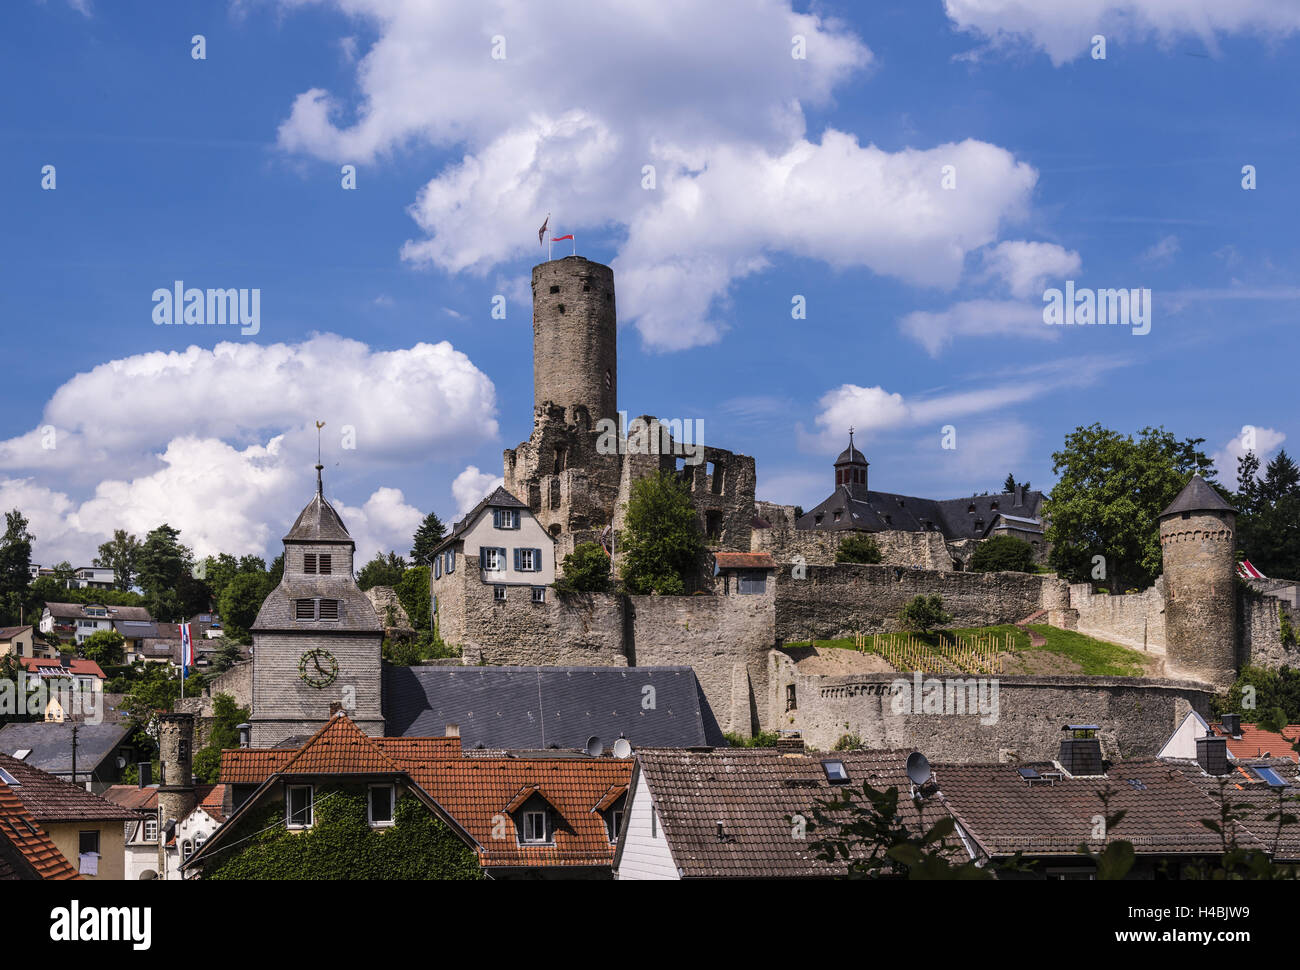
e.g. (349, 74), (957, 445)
(452, 465), (504, 517)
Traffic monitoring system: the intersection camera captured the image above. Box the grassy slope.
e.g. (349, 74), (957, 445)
(784, 623), (1147, 676)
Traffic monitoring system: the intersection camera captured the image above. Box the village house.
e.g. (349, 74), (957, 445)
(1160, 711), (1300, 762)
(103, 778), (233, 880)
(0, 769), (79, 880)
(39, 602), (152, 646)
(186, 711), (634, 879)
(0, 752), (143, 879)
(0, 722), (135, 792)
(0, 625), (53, 660)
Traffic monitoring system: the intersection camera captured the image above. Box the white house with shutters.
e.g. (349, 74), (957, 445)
(430, 487), (558, 642)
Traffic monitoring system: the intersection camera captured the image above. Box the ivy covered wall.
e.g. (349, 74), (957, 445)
(202, 786), (482, 880)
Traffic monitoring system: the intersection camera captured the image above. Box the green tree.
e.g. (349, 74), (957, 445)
(554, 542), (612, 594)
(193, 693), (251, 783)
(619, 472), (705, 595)
(357, 551), (408, 591)
(968, 534), (1036, 573)
(836, 534), (882, 564)
(1002, 473), (1030, 494)
(199, 553), (240, 604)
(1236, 449), (1300, 580)
(1044, 424), (1217, 590)
(395, 565), (431, 632)
(0, 509), (33, 626)
(218, 571), (272, 642)
(899, 595), (952, 634)
(137, 524), (209, 620)
(121, 661), (181, 724)
(267, 553), (284, 587)
(80, 629), (125, 666)
(93, 530), (142, 591)
(209, 639), (245, 674)
(411, 512), (447, 566)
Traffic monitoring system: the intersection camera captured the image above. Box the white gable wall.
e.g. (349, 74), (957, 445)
(457, 507), (556, 586)
(614, 770), (679, 880)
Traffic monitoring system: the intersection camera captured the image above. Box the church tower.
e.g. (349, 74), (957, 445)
(248, 464), (384, 746)
(1159, 474), (1238, 688)
(834, 430), (870, 500)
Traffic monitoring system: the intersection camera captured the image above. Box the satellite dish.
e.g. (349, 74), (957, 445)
(612, 738), (632, 759)
(905, 751), (932, 786)
(585, 736), (604, 758)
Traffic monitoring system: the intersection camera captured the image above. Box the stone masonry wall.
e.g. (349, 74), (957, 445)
(774, 563), (1049, 643)
(751, 502), (954, 569)
(770, 653), (1214, 761)
(1240, 589), (1300, 670)
(626, 587), (776, 738)
(458, 584), (627, 667)
(1067, 580), (1167, 652)
(176, 661), (252, 747)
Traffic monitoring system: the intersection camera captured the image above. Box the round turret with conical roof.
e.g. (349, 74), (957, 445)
(1158, 473), (1237, 688)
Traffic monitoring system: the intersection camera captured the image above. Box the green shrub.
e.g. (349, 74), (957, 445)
(836, 534), (882, 565)
(898, 595), (952, 635)
(554, 542), (612, 594)
(968, 534), (1036, 573)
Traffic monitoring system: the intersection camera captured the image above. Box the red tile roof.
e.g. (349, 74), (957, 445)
(713, 552), (775, 570)
(1212, 723), (1300, 762)
(19, 657), (106, 679)
(213, 714), (628, 870)
(0, 753), (143, 823)
(0, 780), (78, 880)
(102, 783), (232, 823)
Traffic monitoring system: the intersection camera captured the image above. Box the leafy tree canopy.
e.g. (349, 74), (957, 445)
(93, 530), (141, 591)
(554, 542), (612, 594)
(357, 551), (408, 591)
(968, 534), (1036, 573)
(80, 629), (125, 666)
(1235, 449), (1300, 580)
(218, 571), (273, 642)
(836, 534), (882, 565)
(1044, 424), (1217, 590)
(898, 594), (952, 634)
(619, 472), (705, 595)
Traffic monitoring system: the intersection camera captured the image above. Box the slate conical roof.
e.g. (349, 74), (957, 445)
(284, 464), (353, 544)
(1160, 474), (1236, 518)
(835, 431), (867, 466)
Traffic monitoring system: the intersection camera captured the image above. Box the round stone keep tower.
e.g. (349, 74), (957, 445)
(530, 256), (617, 424)
(156, 712), (196, 870)
(1158, 474), (1237, 688)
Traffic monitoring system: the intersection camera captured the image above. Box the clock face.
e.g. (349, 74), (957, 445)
(298, 648), (339, 689)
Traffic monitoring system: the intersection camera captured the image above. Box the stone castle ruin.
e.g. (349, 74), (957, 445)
(242, 255), (1298, 764)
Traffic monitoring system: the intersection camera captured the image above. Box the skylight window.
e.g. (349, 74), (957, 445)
(1253, 766), (1288, 788)
(0, 767), (19, 786)
(13, 749), (30, 761)
(821, 760), (849, 785)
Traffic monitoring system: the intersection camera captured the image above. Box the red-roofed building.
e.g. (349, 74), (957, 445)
(1160, 712), (1300, 763)
(188, 712), (633, 879)
(102, 782), (234, 880)
(0, 777), (79, 880)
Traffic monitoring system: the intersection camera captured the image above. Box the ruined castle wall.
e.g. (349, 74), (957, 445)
(1240, 590), (1300, 670)
(175, 661), (252, 746)
(626, 588), (776, 738)
(774, 564), (1049, 643)
(457, 584), (627, 667)
(1066, 581), (1167, 652)
(751, 503), (954, 570)
(771, 656), (1213, 761)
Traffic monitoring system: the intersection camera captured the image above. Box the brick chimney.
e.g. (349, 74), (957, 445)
(1197, 735), (1229, 775)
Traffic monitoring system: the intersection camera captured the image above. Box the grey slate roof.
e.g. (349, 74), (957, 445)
(796, 485), (1045, 541)
(0, 722), (132, 777)
(252, 577), (382, 633)
(42, 602), (151, 622)
(383, 665), (725, 749)
(437, 485), (529, 552)
(284, 492), (354, 544)
(1160, 474), (1235, 517)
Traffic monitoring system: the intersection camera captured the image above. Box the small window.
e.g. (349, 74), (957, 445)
(369, 785), (395, 826)
(181, 839), (194, 861)
(318, 554), (331, 575)
(516, 548), (537, 571)
(531, 587), (546, 604)
(434, 558), (441, 579)
(144, 818), (158, 843)
(445, 550), (455, 573)
(522, 810), (548, 843)
(79, 830), (100, 856)
(785, 684), (797, 712)
(737, 571), (766, 595)
(609, 809), (624, 843)
(705, 510), (723, 540)
(494, 586), (507, 602)
(481, 547), (505, 571)
(0, 767), (18, 787)
(821, 760), (849, 785)
(549, 284), (560, 294)
(287, 785), (313, 828)
(492, 509), (520, 530)
(317, 599), (339, 620)
(295, 599), (315, 620)
(650, 806), (657, 839)
(304, 553), (317, 574)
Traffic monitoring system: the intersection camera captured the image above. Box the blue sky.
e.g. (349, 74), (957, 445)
(2, 0), (1298, 565)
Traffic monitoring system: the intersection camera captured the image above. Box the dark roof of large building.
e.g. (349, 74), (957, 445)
(0, 753), (143, 823)
(622, 747), (963, 878)
(0, 722), (132, 777)
(797, 485), (1045, 541)
(1160, 474), (1235, 517)
(383, 665), (725, 749)
(935, 758), (1248, 858)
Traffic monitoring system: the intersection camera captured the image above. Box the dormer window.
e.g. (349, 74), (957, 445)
(968, 504), (976, 514)
(492, 509), (520, 530)
(523, 810), (548, 843)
